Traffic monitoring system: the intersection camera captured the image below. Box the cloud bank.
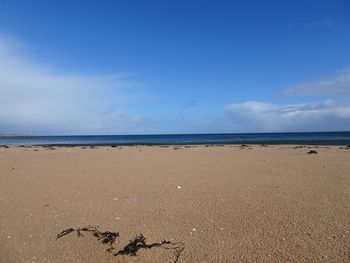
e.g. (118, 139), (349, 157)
(283, 69), (350, 96)
(226, 100), (350, 132)
(0, 35), (147, 135)
(1, 34), (349, 135)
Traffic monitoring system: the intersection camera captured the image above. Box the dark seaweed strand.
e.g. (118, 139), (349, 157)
(158, 241), (185, 263)
(114, 234), (185, 263)
(56, 227), (184, 263)
(56, 226), (119, 252)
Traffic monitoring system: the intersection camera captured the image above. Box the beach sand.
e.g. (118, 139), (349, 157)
(0, 145), (349, 262)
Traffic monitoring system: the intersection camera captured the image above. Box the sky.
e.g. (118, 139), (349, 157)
(0, 0), (350, 135)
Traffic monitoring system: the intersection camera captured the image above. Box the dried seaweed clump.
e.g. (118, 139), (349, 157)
(56, 226), (119, 251)
(307, 150), (318, 154)
(56, 226), (184, 263)
(0, 145), (9, 148)
(115, 234), (184, 262)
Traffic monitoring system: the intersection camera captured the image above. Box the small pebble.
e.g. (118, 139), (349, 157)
(177, 186), (182, 189)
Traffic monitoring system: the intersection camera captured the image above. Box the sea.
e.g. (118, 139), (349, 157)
(1, 132), (350, 146)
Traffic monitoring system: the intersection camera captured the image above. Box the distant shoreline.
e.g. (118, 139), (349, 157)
(0, 132), (350, 146)
(0, 134), (35, 137)
(0, 143), (349, 148)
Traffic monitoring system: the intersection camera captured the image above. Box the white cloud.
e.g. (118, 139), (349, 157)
(225, 100), (350, 132)
(283, 69), (350, 96)
(0, 35), (147, 135)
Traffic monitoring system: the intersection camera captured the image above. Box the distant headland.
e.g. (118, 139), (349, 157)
(0, 134), (35, 137)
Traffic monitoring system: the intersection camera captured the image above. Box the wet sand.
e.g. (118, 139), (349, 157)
(0, 145), (349, 262)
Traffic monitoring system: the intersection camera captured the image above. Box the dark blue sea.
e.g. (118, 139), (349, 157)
(1, 132), (350, 146)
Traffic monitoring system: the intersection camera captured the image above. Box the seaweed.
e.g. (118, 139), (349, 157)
(56, 226), (119, 251)
(307, 150), (318, 154)
(56, 226), (184, 262)
(57, 227), (75, 239)
(115, 234), (184, 263)
(294, 145), (304, 149)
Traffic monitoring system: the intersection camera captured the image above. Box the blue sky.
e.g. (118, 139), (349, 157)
(0, 0), (350, 134)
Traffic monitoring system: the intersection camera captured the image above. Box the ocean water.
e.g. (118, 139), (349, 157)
(1, 132), (350, 146)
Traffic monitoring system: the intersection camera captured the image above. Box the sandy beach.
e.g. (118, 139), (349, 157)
(0, 145), (349, 262)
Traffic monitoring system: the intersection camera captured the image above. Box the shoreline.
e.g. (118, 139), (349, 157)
(1, 141), (350, 147)
(1, 132), (350, 147)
